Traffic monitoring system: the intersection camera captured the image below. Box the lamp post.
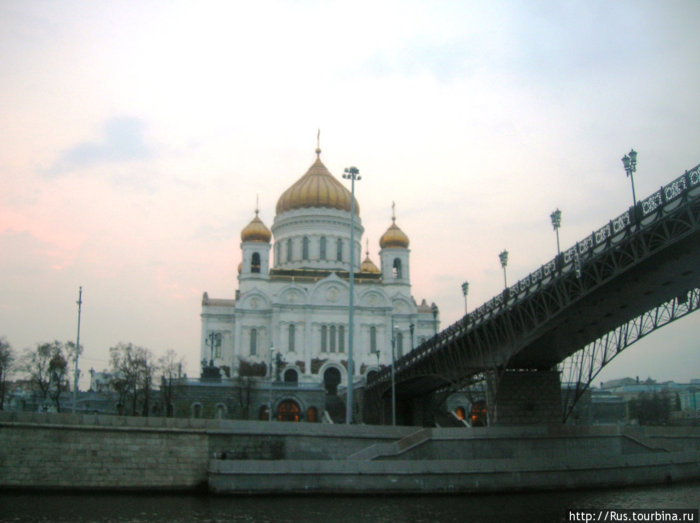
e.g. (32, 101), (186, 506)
(499, 250), (509, 289)
(342, 165), (361, 424)
(390, 321), (397, 426)
(461, 281), (469, 315)
(621, 149), (638, 210)
(268, 347), (276, 421)
(409, 323), (415, 351)
(550, 209), (562, 257)
(72, 286), (82, 414)
(431, 302), (439, 336)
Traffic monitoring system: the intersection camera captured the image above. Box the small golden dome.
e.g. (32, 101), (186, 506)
(237, 261), (242, 274)
(275, 149), (359, 216)
(241, 210), (271, 243)
(361, 254), (380, 273)
(380, 203), (409, 249)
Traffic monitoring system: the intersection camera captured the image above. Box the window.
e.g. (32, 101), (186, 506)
(320, 236), (326, 260)
(284, 368), (298, 383)
(302, 236), (309, 260)
(370, 326), (377, 354)
(307, 406), (318, 422)
(286, 238), (292, 262)
(396, 331), (403, 358)
(393, 258), (402, 279)
(321, 325), (327, 352)
(338, 326), (345, 353)
(250, 328), (257, 355)
(336, 239), (343, 261)
(289, 324), (295, 352)
(275, 242), (280, 265)
(330, 325), (336, 353)
(191, 403), (202, 419)
(251, 252), (261, 273)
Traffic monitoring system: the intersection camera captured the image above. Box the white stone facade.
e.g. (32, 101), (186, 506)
(200, 149), (438, 391)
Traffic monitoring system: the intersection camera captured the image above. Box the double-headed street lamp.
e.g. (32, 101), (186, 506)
(499, 250), (509, 290)
(342, 165), (361, 425)
(461, 281), (469, 315)
(621, 149), (638, 210)
(550, 208), (562, 257)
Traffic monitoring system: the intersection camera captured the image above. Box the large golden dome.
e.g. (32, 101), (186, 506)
(241, 210), (271, 243)
(275, 149), (359, 216)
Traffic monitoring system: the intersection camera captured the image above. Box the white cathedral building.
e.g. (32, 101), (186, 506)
(199, 144), (439, 401)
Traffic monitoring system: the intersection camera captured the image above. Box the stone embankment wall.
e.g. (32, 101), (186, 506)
(1, 411), (698, 493)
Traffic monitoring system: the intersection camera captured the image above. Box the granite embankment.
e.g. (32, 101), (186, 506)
(1, 411), (698, 493)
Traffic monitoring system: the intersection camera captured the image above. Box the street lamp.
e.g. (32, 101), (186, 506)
(431, 302), (439, 336)
(499, 250), (509, 289)
(550, 209), (562, 257)
(390, 322), (397, 426)
(342, 165), (361, 424)
(461, 281), (469, 315)
(621, 149), (638, 210)
(268, 347), (276, 421)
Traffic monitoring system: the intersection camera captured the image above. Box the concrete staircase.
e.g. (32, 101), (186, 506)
(347, 428), (433, 460)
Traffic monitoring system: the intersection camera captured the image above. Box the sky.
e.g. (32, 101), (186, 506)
(1, 1), (698, 387)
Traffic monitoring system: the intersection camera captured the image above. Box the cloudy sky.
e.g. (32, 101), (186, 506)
(1, 1), (698, 385)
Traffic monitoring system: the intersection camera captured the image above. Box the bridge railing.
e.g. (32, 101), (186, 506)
(378, 163), (700, 382)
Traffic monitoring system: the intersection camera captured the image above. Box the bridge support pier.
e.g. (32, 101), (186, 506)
(487, 369), (562, 426)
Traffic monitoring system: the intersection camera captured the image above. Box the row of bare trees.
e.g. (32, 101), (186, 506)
(0, 337), (184, 416)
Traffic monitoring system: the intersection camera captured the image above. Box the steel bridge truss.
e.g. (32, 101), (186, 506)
(560, 287), (700, 422)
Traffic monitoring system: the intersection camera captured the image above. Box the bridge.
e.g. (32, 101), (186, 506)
(364, 163), (700, 427)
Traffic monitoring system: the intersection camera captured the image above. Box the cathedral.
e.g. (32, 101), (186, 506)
(197, 143), (439, 422)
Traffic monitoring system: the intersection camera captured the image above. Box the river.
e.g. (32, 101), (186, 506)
(1, 482), (698, 523)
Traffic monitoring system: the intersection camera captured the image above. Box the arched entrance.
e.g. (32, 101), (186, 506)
(277, 399), (301, 422)
(323, 367), (341, 394)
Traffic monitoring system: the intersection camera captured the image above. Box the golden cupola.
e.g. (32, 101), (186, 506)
(275, 147), (359, 216)
(379, 203), (409, 249)
(241, 209), (271, 243)
(360, 241), (380, 273)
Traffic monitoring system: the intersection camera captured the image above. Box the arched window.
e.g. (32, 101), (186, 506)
(330, 325), (336, 353)
(396, 331), (404, 358)
(321, 325), (327, 352)
(288, 324), (295, 352)
(338, 325), (345, 353)
(251, 252), (261, 273)
(283, 368), (298, 383)
(367, 370), (378, 382)
(307, 406), (318, 422)
(302, 236), (309, 260)
(250, 328), (257, 356)
(393, 258), (402, 279)
(320, 236), (326, 260)
(336, 239), (343, 261)
(370, 326), (377, 354)
(216, 403), (226, 419)
(323, 367), (341, 394)
(191, 403), (202, 419)
(277, 400), (300, 422)
(275, 242), (280, 265)
(286, 238), (292, 262)
(455, 406), (466, 421)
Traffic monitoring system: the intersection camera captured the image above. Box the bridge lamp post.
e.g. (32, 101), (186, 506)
(461, 281), (469, 315)
(431, 302), (439, 336)
(499, 250), (509, 289)
(621, 149), (638, 210)
(550, 209), (562, 257)
(343, 165), (361, 425)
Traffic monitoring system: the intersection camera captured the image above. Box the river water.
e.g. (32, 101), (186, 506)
(1, 482), (698, 523)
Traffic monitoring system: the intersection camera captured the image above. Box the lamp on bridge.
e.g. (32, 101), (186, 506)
(499, 250), (509, 289)
(622, 149), (638, 210)
(431, 302), (439, 335)
(550, 209), (562, 257)
(342, 165), (361, 425)
(461, 281), (469, 315)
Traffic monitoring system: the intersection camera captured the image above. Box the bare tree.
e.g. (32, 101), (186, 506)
(21, 341), (69, 412)
(158, 349), (183, 417)
(0, 338), (15, 410)
(109, 343), (156, 416)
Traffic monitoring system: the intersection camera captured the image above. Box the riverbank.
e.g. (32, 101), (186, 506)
(1, 411), (698, 494)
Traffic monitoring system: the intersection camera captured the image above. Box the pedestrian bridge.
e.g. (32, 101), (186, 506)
(365, 163), (700, 426)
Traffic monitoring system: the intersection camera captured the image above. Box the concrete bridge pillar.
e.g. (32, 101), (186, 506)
(487, 369), (562, 426)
